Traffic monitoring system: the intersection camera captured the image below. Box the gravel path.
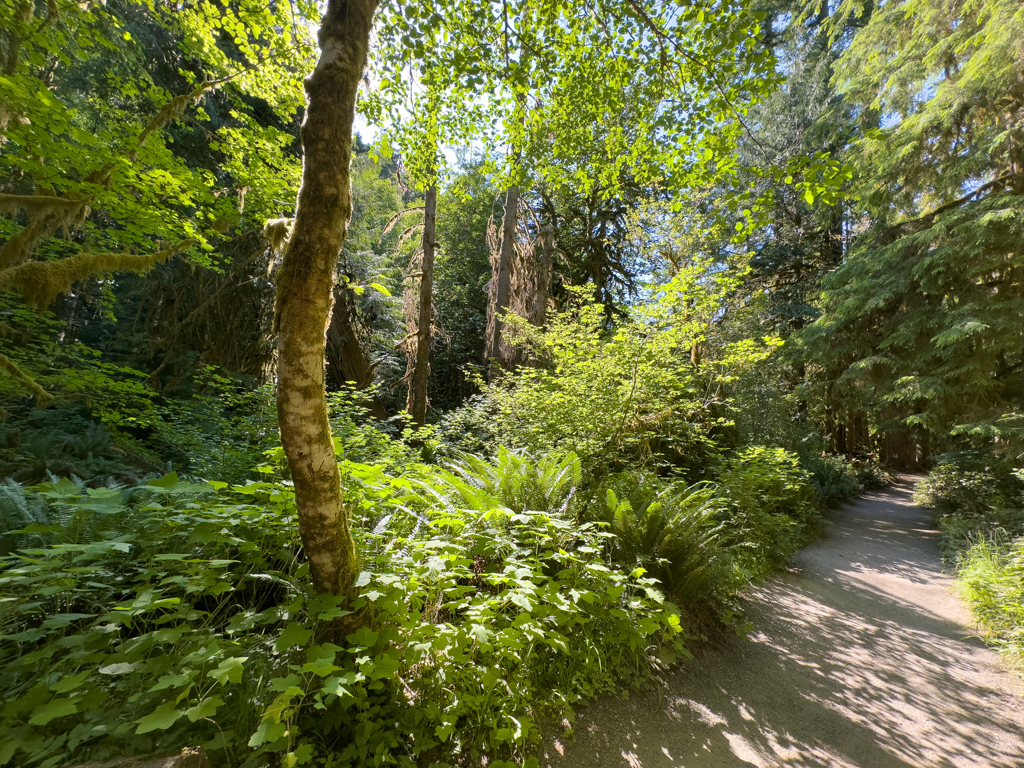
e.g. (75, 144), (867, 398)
(540, 478), (1024, 767)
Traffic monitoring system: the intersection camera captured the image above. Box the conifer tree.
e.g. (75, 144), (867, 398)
(798, 0), (1024, 462)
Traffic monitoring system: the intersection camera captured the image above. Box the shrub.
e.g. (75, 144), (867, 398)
(483, 295), (775, 483)
(911, 452), (1024, 661)
(915, 463), (1007, 518)
(914, 452), (1023, 517)
(438, 447), (582, 517)
(851, 461), (893, 491)
(0, 461), (684, 767)
(804, 455), (860, 509)
(598, 475), (735, 625)
(717, 446), (821, 577)
(433, 395), (499, 460)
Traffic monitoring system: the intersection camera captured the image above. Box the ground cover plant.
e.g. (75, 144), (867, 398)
(0, 459), (685, 767)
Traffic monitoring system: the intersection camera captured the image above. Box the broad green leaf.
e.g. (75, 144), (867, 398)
(29, 698), (77, 725)
(136, 702), (183, 734)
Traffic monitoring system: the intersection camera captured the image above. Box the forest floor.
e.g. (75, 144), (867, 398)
(539, 477), (1024, 767)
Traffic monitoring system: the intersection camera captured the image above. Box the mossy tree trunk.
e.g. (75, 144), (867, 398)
(274, 0), (378, 597)
(486, 184), (519, 379)
(406, 184), (436, 425)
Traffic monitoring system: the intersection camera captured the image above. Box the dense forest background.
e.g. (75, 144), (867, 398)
(0, 0), (1021, 766)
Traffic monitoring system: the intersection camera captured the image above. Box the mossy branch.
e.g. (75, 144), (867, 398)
(0, 240), (192, 309)
(0, 193), (88, 219)
(0, 196), (90, 270)
(0, 352), (54, 407)
(380, 206), (425, 238)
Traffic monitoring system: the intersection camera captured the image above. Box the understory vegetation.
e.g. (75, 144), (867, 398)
(1, 0), (1021, 765)
(1, 441), (845, 767)
(916, 458), (1024, 661)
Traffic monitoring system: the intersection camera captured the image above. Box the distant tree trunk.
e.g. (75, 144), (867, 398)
(326, 284), (372, 388)
(406, 184), (436, 425)
(486, 184), (519, 379)
(530, 222), (555, 327)
(274, 0), (378, 598)
(325, 282), (388, 420)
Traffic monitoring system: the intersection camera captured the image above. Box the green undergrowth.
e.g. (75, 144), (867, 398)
(916, 454), (1024, 659)
(0, 445), (845, 767)
(0, 458), (682, 768)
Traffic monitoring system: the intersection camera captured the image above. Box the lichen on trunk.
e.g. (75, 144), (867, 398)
(273, 0), (378, 598)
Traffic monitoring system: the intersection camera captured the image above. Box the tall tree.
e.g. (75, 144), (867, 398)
(274, 0), (378, 597)
(0, 0), (312, 402)
(281, 0), (779, 598)
(405, 182), (436, 424)
(486, 184), (520, 376)
(798, 0), (1024, 464)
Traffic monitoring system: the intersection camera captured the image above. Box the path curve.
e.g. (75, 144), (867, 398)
(541, 477), (1024, 767)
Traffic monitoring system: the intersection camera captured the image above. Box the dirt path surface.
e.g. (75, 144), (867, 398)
(541, 478), (1024, 767)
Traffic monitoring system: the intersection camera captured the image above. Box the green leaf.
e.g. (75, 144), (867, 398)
(510, 593), (533, 612)
(50, 671), (91, 693)
(366, 653), (400, 680)
(185, 695), (223, 722)
(40, 613), (95, 629)
(208, 656), (248, 685)
(29, 698), (77, 725)
(275, 622), (313, 652)
(136, 702), (183, 734)
(346, 627), (378, 647)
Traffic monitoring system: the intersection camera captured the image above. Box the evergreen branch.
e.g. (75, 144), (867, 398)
(882, 172), (1020, 243)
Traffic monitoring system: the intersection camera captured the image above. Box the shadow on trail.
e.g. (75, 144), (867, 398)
(540, 479), (1024, 768)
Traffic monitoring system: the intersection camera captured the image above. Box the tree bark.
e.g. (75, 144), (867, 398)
(325, 282), (388, 420)
(406, 184), (436, 425)
(486, 184), (519, 379)
(274, 0), (378, 597)
(325, 284), (373, 389)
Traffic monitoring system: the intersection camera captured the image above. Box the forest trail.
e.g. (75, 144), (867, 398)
(540, 478), (1024, 768)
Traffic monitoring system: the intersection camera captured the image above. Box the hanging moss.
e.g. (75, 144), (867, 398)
(0, 353), (53, 407)
(0, 241), (190, 310)
(0, 194), (86, 220)
(131, 87), (211, 159)
(263, 217), (293, 256)
(0, 197), (90, 271)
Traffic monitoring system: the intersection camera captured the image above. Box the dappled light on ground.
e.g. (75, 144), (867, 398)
(542, 479), (1024, 767)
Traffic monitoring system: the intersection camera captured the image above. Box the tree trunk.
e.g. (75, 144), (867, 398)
(274, 0), (377, 597)
(486, 184), (519, 379)
(530, 221), (555, 327)
(406, 184), (436, 425)
(325, 284), (372, 389)
(325, 282), (388, 420)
